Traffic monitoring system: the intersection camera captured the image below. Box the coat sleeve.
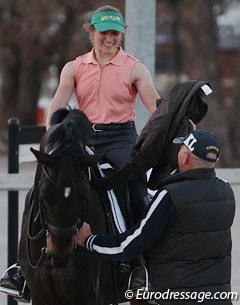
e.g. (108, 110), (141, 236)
(103, 80), (210, 190)
(85, 190), (176, 261)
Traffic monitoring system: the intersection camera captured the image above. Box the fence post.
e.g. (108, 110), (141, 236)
(8, 117), (19, 305)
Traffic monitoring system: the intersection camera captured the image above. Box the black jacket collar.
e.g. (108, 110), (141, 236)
(160, 168), (216, 188)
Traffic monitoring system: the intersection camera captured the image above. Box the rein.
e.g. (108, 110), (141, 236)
(26, 189), (86, 269)
(26, 192), (47, 269)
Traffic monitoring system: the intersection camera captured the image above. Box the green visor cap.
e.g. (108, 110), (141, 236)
(91, 11), (125, 33)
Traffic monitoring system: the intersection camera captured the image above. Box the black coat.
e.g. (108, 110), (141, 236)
(104, 80), (210, 190)
(150, 168), (235, 305)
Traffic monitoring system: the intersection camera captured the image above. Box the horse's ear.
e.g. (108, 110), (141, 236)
(82, 154), (105, 166)
(30, 147), (56, 166)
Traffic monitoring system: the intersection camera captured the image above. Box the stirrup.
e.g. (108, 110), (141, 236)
(0, 282), (30, 303)
(1, 263), (21, 277)
(0, 281), (28, 298)
(0, 263), (21, 297)
(0, 263), (30, 303)
(127, 264), (149, 292)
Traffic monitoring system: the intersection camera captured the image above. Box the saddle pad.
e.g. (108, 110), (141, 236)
(85, 146), (126, 233)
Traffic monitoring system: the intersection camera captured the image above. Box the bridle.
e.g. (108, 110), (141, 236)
(27, 162), (90, 268)
(40, 195), (85, 235)
(39, 164), (89, 233)
(46, 217), (83, 237)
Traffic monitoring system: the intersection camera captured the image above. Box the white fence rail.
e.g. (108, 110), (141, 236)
(0, 173), (34, 191)
(0, 168), (240, 191)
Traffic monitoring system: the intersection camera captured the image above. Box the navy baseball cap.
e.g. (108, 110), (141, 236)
(173, 130), (220, 162)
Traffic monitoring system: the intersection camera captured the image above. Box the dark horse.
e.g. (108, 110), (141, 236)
(18, 109), (131, 305)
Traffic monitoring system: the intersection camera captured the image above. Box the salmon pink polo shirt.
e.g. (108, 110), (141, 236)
(74, 47), (139, 124)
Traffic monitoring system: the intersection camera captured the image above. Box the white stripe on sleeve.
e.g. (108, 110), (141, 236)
(86, 235), (97, 251)
(92, 190), (168, 255)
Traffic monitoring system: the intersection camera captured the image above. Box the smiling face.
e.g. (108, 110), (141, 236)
(91, 28), (122, 56)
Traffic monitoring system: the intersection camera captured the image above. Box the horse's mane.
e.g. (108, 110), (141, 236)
(46, 109), (94, 187)
(49, 108), (93, 145)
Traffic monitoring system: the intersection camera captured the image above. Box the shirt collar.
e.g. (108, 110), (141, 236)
(83, 49), (98, 64)
(83, 47), (126, 67)
(159, 168), (216, 188)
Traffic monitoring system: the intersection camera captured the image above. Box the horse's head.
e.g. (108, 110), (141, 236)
(31, 109), (102, 267)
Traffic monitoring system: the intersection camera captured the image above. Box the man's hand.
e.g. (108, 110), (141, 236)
(76, 222), (92, 247)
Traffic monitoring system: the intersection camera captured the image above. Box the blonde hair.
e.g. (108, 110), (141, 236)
(94, 5), (121, 14)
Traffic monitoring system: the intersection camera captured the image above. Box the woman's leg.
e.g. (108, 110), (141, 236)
(92, 128), (149, 224)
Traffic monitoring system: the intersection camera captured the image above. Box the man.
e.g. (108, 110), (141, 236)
(76, 130), (235, 304)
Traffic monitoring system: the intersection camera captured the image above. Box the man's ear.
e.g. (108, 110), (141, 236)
(183, 149), (191, 164)
(30, 147), (56, 167)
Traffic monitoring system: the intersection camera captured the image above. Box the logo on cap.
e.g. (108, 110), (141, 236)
(183, 134), (197, 152)
(91, 11), (125, 33)
(100, 15), (122, 22)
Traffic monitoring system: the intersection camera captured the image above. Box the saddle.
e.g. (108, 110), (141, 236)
(86, 146), (134, 233)
(90, 159), (130, 233)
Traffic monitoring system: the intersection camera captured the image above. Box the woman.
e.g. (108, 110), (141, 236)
(46, 5), (160, 221)
(46, 5), (159, 165)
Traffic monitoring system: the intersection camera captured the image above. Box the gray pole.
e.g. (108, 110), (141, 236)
(124, 0), (156, 132)
(8, 118), (19, 305)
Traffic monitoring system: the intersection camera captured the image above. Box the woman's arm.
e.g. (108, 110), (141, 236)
(131, 62), (160, 113)
(46, 60), (76, 129)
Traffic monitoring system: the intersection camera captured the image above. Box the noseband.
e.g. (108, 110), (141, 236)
(46, 219), (83, 236)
